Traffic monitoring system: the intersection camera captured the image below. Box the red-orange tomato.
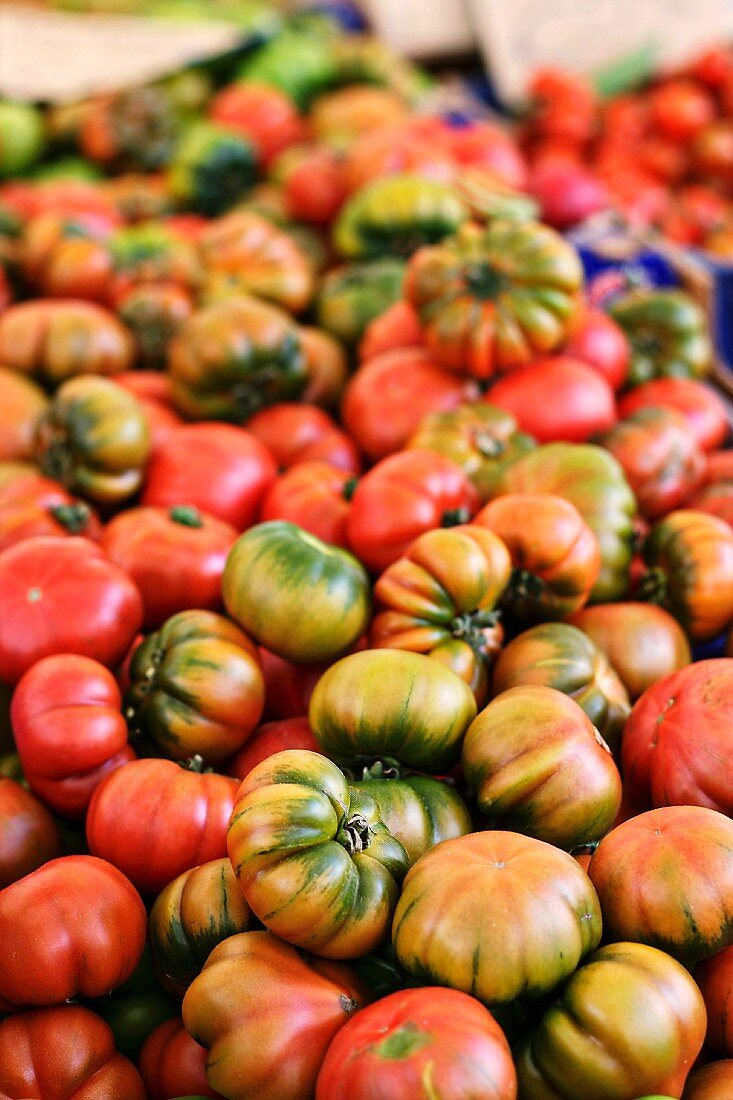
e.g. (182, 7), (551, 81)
(86, 757), (239, 895)
(0, 474), (101, 553)
(563, 307), (630, 391)
(487, 356), (617, 443)
(683, 1060), (733, 1100)
(347, 450), (479, 574)
(259, 461), (355, 550)
(344, 123), (455, 195)
(0, 1005), (145, 1099)
(0, 368), (48, 462)
(209, 82), (306, 165)
(247, 403), (361, 473)
(358, 300), (424, 362)
(227, 717), (319, 780)
(0, 776), (63, 888)
(687, 479), (733, 527)
(278, 144), (347, 225)
(693, 120), (733, 184)
(113, 370), (183, 452)
(315, 987), (517, 1100)
(440, 119), (528, 189)
(695, 945), (733, 1056)
(142, 423), (278, 530)
(0, 855), (147, 1007)
(705, 450), (733, 482)
(22, 211), (113, 302)
(618, 378), (729, 452)
(10, 653), (135, 818)
(101, 504), (237, 629)
(137, 1016), (219, 1100)
(648, 79), (717, 143)
(342, 348), (475, 462)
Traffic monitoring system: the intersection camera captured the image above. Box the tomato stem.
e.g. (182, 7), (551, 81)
(338, 811), (374, 854)
(49, 502), (91, 534)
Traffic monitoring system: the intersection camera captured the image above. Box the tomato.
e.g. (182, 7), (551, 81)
(695, 945), (733, 1056)
(277, 144), (347, 226)
(405, 221), (583, 379)
(138, 1017), (218, 1100)
(569, 602), (691, 701)
(0, 536), (142, 683)
(149, 858), (254, 996)
(299, 325), (349, 410)
(310, 650), (476, 773)
(116, 282), (193, 370)
(649, 79), (717, 143)
(35, 375), (151, 506)
(22, 211), (113, 302)
(259, 647), (337, 721)
(0, 1005), (145, 1099)
(260, 461), (356, 550)
(358, 299), (424, 362)
(101, 505), (237, 629)
(182, 930), (364, 1100)
(683, 1061), (733, 1100)
(529, 159), (607, 229)
(487, 356), (617, 443)
(142, 423), (277, 530)
(617, 378), (729, 452)
(371, 525), (511, 705)
(392, 831), (601, 1005)
(610, 290), (712, 386)
(342, 347), (475, 462)
(475, 493), (601, 623)
(693, 119), (733, 184)
(641, 510), (733, 641)
(223, 521), (370, 664)
(227, 717), (319, 780)
(316, 258), (406, 347)
(493, 622), (630, 752)
(516, 942), (706, 1100)
(347, 449), (479, 574)
(0, 298), (135, 385)
(124, 610), (263, 764)
(0, 474), (101, 553)
(11, 653), (134, 818)
(343, 124), (455, 196)
(316, 987), (517, 1100)
(246, 403), (360, 474)
(622, 659), (733, 814)
(0, 366), (47, 462)
(589, 805), (733, 963)
(0, 855), (146, 1007)
(86, 757), (239, 895)
(310, 84), (407, 146)
(0, 776), (62, 888)
(209, 82), (306, 165)
(169, 121), (256, 217)
(563, 307), (630, 391)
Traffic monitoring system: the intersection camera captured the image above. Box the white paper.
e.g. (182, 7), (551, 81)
(360, 0), (475, 59)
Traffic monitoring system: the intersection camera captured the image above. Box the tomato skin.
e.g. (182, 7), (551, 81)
(347, 450), (479, 574)
(649, 79), (717, 143)
(86, 757), (239, 895)
(0, 855), (146, 1007)
(246, 403), (360, 474)
(0, 474), (101, 553)
(588, 806), (733, 964)
(316, 987), (517, 1100)
(11, 653), (134, 818)
(563, 307), (630, 391)
(138, 1017), (219, 1100)
(0, 1005), (146, 1099)
(695, 945), (733, 1056)
(342, 347), (474, 462)
(0, 776), (62, 888)
(516, 942), (706, 1100)
(101, 505), (237, 629)
(0, 366), (48, 462)
(259, 647), (335, 720)
(260, 461), (355, 549)
(277, 144), (347, 226)
(227, 717), (319, 779)
(529, 158), (607, 229)
(683, 1061), (733, 1100)
(622, 659), (733, 815)
(142, 423), (277, 530)
(209, 82), (306, 165)
(358, 299), (424, 361)
(618, 378), (729, 452)
(0, 535), (143, 684)
(487, 356), (617, 443)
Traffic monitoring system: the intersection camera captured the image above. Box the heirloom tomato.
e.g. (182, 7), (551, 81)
(168, 122), (256, 217)
(358, 299), (424, 361)
(0, 776), (62, 888)
(618, 377), (729, 451)
(0, 473), (100, 553)
(227, 716), (319, 779)
(563, 308), (629, 390)
(610, 289), (712, 386)
(137, 1017), (217, 1100)
(209, 82), (305, 165)
(316, 258), (405, 345)
(246, 403), (360, 473)
(260, 461), (356, 549)
(0, 366), (47, 461)
(116, 282), (193, 370)
(683, 1061), (733, 1100)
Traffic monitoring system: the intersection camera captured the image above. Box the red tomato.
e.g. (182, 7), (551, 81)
(528, 67), (598, 145)
(706, 450), (733, 483)
(693, 120), (733, 184)
(486, 356), (617, 443)
(0, 536), (143, 684)
(11, 654), (135, 818)
(138, 1017), (218, 1100)
(688, 47), (733, 90)
(101, 505), (237, 629)
(440, 119), (528, 189)
(0, 474), (101, 553)
(529, 159), (608, 229)
(315, 987), (517, 1100)
(358, 300), (424, 362)
(0, 855), (146, 1007)
(0, 777), (62, 888)
(86, 757), (239, 895)
(695, 945), (733, 1056)
(209, 82), (306, 165)
(636, 135), (689, 183)
(344, 124), (455, 194)
(227, 716), (319, 780)
(648, 79), (717, 143)
(260, 461), (355, 549)
(617, 378), (729, 452)
(259, 647), (336, 721)
(278, 145), (348, 225)
(347, 450), (479, 573)
(342, 348), (475, 462)
(563, 307), (630, 391)
(142, 423), (277, 530)
(247, 403), (361, 473)
(113, 371), (183, 452)
(0, 1005), (145, 1099)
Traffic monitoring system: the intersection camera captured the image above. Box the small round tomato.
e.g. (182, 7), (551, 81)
(648, 79), (717, 143)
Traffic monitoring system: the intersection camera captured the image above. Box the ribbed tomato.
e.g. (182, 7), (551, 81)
(618, 377), (729, 451)
(0, 473), (100, 553)
(138, 1016), (218, 1100)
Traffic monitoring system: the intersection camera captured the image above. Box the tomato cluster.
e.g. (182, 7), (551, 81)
(3, 9), (733, 1100)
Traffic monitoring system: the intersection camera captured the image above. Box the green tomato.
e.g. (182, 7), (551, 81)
(0, 102), (45, 176)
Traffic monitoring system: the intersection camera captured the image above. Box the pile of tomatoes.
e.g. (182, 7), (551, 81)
(4, 10), (733, 1100)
